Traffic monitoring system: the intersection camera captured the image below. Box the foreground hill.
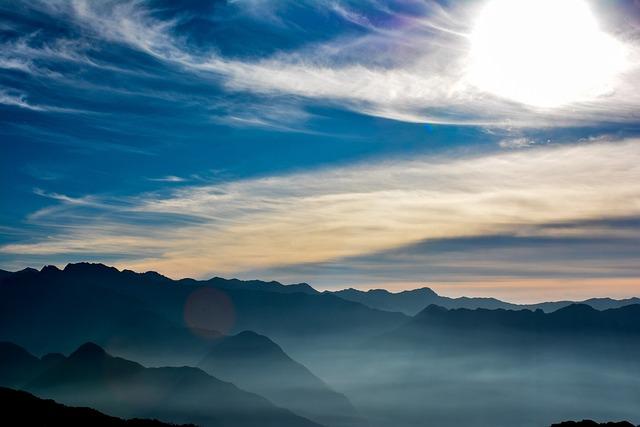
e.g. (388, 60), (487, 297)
(331, 287), (640, 315)
(0, 263), (406, 363)
(551, 421), (638, 427)
(0, 342), (320, 427)
(0, 386), (196, 427)
(199, 331), (359, 427)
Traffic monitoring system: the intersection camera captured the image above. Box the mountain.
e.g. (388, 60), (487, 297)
(4, 342), (320, 427)
(0, 342), (42, 388)
(551, 421), (638, 427)
(0, 386), (196, 427)
(200, 277), (318, 295)
(380, 303), (640, 357)
(331, 287), (640, 315)
(0, 263), (407, 363)
(199, 331), (359, 427)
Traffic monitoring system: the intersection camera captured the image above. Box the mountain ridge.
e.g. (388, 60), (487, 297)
(1, 341), (321, 427)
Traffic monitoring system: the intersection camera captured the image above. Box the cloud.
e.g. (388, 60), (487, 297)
(498, 137), (537, 149)
(3, 138), (640, 280)
(147, 176), (187, 183)
(0, 88), (90, 113)
(0, 89), (46, 111)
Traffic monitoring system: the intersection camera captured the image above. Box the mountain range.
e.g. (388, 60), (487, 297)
(0, 263), (406, 362)
(0, 386), (197, 427)
(1, 262), (639, 427)
(331, 287), (640, 315)
(0, 341), (320, 427)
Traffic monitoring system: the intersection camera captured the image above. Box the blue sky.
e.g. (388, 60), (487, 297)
(1, 0), (640, 301)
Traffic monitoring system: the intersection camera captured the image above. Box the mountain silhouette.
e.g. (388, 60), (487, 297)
(378, 303), (640, 358)
(550, 421), (638, 427)
(199, 331), (359, 427)
(0, 386), (197, 427)
(0, 342), (42, 388)
(2, 341), (320, 427)
(331, 287), (640, 315)
(0, 263), (406, 362)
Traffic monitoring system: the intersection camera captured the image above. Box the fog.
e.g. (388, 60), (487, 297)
(296, 346), (640, 427)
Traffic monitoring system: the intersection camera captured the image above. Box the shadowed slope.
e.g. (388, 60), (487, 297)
(200, 331), (359, 427)
(3, 342), (320, 427)
(0, 386), (196, 426)
(551, 421), (638, 427)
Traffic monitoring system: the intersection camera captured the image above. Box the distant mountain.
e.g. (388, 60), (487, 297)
(331, 287), (640, 315)
(199, 277), (318, 295)
(2, 342), (320, 427)
(380, 303), (640, 357)
(0, 263), (406, 362)
(199, 331), (359, 427)
(0, 342), (42, 388)
(0, 386), (196, 427)
(551, 421), (638, 427)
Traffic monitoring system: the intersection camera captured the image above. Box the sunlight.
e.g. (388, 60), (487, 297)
(468, 0), (628, 108)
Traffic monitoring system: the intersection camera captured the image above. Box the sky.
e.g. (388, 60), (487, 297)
(1, 0), (640, 302)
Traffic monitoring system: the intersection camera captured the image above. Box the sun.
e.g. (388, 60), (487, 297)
(468, 0), (627, 108)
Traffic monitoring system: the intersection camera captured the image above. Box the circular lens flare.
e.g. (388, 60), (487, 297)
(468, 0), (627, 108)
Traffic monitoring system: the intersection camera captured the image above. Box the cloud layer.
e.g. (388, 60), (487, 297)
(3, 138), (640, 284)
(3, 0), (640, 127)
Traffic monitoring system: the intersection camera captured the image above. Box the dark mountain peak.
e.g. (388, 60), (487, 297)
(550, 421), (637, 427)
(40, 265), (61, 274)
(409, 287), (439, 297)
(15, 267), (39, 276)
(69, 342), (108, 360)
(366, 288), (392, 295)
(205, 276), (318, 294)
(63, 262), (120, 275)
(122, 269), (171, 282)
(0, 341), (36, 362)
(417, 304), (449, 316)
(554, 303), (598, 316)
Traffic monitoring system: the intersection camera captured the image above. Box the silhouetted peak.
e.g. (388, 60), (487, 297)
(411, 287), (439, 297)
(40, 265), (61, 274)
(550, 421), (637, 427)
(554, 303), (597, 316)
(367, 289), (392, 295)
(69, 342), (108, 360)
(0, 341), (34, 360)
(417, 304), (449, 316)
(15, 267), (39, 276)
(122, 269), (171, 282)
(63, 262), (119, 275)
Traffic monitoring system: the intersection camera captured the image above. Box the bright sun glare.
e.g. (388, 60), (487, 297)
(469, 0), (628, 108)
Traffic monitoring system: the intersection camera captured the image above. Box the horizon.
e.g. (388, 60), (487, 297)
(4, 261), (639, 305)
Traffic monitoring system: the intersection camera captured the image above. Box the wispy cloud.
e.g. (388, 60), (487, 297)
(3, 138), (640, 280)
(9, 0), (639, 127)
(147, 176), (187, 183)
(498, 137), (537, 149)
